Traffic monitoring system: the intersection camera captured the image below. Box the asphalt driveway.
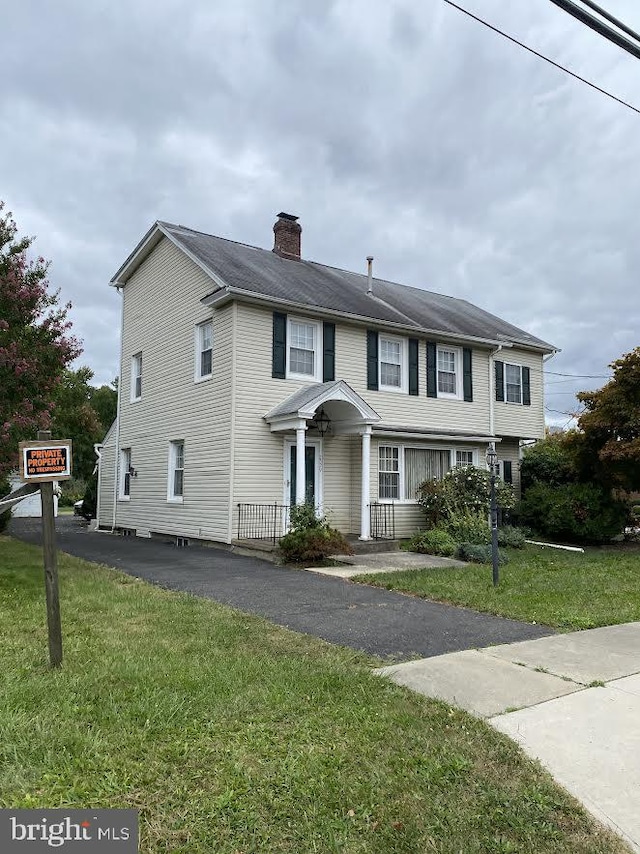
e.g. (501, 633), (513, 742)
(8, 516), (553, 659)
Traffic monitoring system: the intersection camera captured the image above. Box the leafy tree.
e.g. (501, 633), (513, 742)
(90, 379), (118, 435)
(520, 431), (579, 491)
(576, 347), (640, 492)
(0, 202), (81, 478)
(50, 367), (102, 481)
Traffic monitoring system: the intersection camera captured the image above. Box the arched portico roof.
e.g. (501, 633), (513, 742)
(264, 380), (380, 432)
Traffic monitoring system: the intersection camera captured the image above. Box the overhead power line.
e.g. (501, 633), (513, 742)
(549, 0), (640, 60)
(578, 0), (640, 43)
(544, 370), (611, 378)
(442, 0), (640, 116)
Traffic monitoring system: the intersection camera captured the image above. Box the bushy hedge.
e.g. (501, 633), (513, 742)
(519, 482), (627, 544)
(407, 527), (457, 557)
(444, 510), (491, 545)
(279, 504), (352, 563)
(497, 525), (527, 549)
(455, 542), (509, 565)
(417, 466), (515, 527)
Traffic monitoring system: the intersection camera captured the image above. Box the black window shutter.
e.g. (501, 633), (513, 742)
(426, 342), (437, 398)
(408, 338), (419, 395)
(463, 348), (473, 402)
(522, 367), (531, 406)
(322, 322), (335, 382)
(366, 330), (378, 390)
(495, 360), (505, 402)
(272, 312), (287, 378)
(503, 460), (513, 484)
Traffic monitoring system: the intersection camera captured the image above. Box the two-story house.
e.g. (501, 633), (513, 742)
(96, 213), (557, 544)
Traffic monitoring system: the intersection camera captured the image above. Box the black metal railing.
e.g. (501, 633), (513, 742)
(237, 503), (289, 544)
(370, 502), (395, 540)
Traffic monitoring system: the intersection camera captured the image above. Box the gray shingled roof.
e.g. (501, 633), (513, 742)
(159, 221), (555, 352)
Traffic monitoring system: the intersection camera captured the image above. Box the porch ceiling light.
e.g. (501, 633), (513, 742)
(312, 407), (331, 437)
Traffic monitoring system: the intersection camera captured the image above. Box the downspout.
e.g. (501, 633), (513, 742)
(488, 344), (504, 439)
(94, 442), (103, 525)
(111, 287), (124, 532)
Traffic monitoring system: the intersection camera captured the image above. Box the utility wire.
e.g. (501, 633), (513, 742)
(549, 0), (640, 60)
(578, 0), (640, 44)
(442, 0), (640, 116)
(544, 370), (611, 378)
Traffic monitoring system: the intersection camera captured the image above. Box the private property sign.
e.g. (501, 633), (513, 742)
(19, 440), (72, 482)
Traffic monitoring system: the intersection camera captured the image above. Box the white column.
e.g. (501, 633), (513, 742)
(359, 426), (372, 540)
(295, 422), (306, 505)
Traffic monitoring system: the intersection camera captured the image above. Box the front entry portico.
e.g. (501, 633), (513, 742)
(265, 380), (381, 540)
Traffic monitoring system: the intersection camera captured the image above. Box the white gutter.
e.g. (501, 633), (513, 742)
(111, 288), (124, 532)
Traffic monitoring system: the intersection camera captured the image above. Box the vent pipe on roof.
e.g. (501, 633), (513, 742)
(366, 256), (374, 295)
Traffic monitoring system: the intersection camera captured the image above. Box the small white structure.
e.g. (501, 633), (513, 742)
(8, 473), (58, 518)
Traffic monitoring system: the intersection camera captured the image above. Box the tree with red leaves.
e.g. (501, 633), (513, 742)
(0, 202), (82, 479)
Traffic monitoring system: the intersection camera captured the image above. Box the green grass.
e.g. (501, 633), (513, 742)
(355, 544), (640, 631)
(0, 538), (630, 853)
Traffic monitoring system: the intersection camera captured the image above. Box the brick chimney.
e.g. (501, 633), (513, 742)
(273, 212), (301, 260)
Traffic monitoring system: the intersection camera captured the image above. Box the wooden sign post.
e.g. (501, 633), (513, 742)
(19, 432), (73, 669)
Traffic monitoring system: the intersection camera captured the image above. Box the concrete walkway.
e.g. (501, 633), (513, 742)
(306, 550), (466, 578)
(377, 622), (640, 852)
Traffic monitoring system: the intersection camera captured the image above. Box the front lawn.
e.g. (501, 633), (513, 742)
(355, 544), (640, 630)
(0, 537), (630, 853)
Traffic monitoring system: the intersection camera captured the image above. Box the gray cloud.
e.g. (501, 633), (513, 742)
(1, 0), (638, 422)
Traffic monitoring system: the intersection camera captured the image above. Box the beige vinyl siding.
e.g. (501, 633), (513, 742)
(97, 424), (116, 529)
(494, 349), (545, 439)
(231, 303), (545, 538)
(115, 237), (233, 542)
(497, 437), (522, 498)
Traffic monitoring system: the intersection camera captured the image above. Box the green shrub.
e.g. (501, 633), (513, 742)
(279, 504), (352, 563)
(82, 475), (98, 520)
(416, 465), (515, 527)
(520, 434), (579, 491)
(444, 510), (491, 545)
(518, 482), (627, 544)
(0, 477), (11, 533)
(456, 542), (509, 565)
(497, 525), (527, 549)
(408, 527), (456, 557)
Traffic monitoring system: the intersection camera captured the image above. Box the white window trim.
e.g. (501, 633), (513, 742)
(378, 334), (408, 394)
(118, 448), (131, 501)
(436, 345), (463, 400)
(504, 362), (524, 405)
(286, 316), (322, 382)
(167, 440), (185, 504)
(378, 444), (482, 503)
(130, 353), (142, 402)
(194, 321), (213, 382)
(455, 448), (477, 468)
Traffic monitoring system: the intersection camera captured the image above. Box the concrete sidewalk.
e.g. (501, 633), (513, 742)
(376, 622), (640, 852)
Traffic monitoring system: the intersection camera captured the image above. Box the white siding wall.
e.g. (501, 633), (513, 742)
(231, 303), (543, 538)
(114, 238), (234, 542)
(97, 425), (116, 528)
(494, 349), (545, 439)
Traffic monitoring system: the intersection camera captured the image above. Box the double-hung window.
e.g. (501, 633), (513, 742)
(379, 445), (453, 501)
(168, 441), (184, 502)
(287, 318), (320, 380)
(378, 446), (400, 499)
(437, 347), (460, 397)
(379, 336), (405, 391)
(196, 321), (213, 381)
(505, 363), (523, 404)
(455, 449), (474, 468)
(119, 448), (131, 499)
(131, 353), (142, 401)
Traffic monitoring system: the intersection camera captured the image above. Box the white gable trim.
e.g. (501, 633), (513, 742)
(265, 380), (381, 432)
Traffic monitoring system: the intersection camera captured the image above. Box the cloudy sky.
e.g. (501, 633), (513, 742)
(2, 0), (639, 426)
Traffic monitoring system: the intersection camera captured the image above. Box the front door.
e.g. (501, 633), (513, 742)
(289, 444), (316, 506)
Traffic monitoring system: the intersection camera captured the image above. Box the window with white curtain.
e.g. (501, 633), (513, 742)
(404, 448), (451, 500)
